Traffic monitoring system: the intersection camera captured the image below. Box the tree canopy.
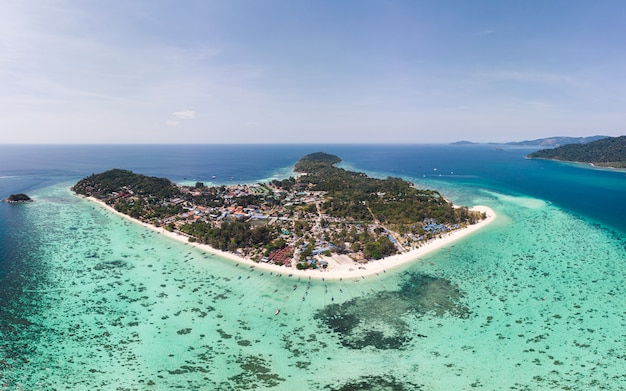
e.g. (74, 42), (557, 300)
(292, 153), (463, 226)
(72, 169), (181, 199)
(528, 135), (626, 168)
(294, 152), (342, 173)
(5, 193), (32, 202)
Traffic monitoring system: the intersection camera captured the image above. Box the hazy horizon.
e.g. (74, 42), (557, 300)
(0, 133), (614, 146)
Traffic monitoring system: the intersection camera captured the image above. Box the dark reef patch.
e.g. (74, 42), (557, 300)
(398, 272), (470, 318)
(92, 260), (130, 271)
(314, 272), (469, 350)
(315, 291), (411, 350)
(324, 375), (424, 391)
(227, 354), (285, 389)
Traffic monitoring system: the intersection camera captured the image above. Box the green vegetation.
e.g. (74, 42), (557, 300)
(294, 152), (472, 228)
(294, 152), (342, 173)
(179, 220), (276, 253)
(72, 169), (181, 199)
(73, 169), (184, 220)
(528, 135), (626, 168)
(363, 236), (396, 260)
(4, 193), (32, 203)
(114, 198), (183, 219)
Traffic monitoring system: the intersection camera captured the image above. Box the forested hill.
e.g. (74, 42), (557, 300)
(294, 152), (342, 173)
(290, 152), (479, 225)
(72, 169), (181, 199)
(527, 135), (626, 168)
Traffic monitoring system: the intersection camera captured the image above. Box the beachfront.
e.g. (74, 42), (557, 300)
(84, 195), (495, 280)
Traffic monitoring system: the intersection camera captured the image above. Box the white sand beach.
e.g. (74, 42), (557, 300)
(83, 195), (496, 280)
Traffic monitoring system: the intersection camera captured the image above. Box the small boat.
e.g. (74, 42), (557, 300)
(274, 309), (280, 315)
(292, 284), (297, 290)
(211, 175), (216, 179)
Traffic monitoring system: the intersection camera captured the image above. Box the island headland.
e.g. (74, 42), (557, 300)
(72, 153), (495, 279)
(527, 135), (626, 168)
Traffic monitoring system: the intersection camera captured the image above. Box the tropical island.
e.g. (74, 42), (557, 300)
(72, 153), (493, 276)
(3, 193), (33, 203)
(528, 135), (626, 168)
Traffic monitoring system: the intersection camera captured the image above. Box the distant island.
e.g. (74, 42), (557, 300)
(451, 135), (608, 147)
(505, 135), (608, 147)
(3, 193), (33, 203)
(527, 135), (626, 168)
(72, 153), (491, 274)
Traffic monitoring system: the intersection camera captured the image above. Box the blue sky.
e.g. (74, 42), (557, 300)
(2, 1), (625, 144)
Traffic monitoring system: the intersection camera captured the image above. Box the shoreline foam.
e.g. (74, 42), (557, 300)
(81, 195), (496, 280)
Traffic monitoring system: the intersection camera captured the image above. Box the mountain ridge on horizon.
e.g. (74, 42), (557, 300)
(451, 135), (609, 147)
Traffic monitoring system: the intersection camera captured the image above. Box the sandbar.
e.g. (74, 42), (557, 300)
(81, 195), (496, 280)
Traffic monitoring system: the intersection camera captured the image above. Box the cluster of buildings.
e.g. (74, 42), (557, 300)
(121, 182), (466, 268)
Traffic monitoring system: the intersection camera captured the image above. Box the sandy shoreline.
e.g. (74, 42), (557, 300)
(81, 195), (496, 280)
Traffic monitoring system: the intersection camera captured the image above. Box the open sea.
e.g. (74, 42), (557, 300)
(0, 144), (625, 390)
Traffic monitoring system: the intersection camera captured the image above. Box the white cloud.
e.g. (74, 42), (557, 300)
(166, 120), (179, 126)
(172, 110), (196, 119)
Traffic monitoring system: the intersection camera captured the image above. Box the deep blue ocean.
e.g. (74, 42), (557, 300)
(1, 144), (625, 390)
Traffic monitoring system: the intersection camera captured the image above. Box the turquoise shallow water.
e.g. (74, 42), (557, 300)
(1, 145), (625, 390)
(1, 182), (623, 390)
